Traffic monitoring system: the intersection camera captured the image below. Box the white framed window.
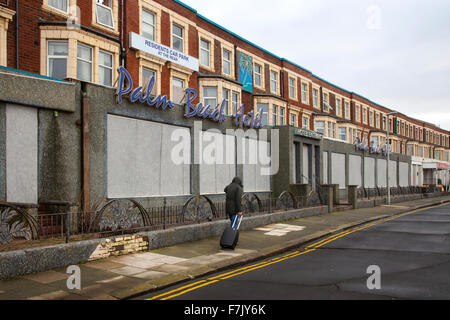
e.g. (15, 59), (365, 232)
(344, 102), (350, 119)
(96, 0), (114, 28)
(270, 71), (278, 93)
(315, 121), (325, 135)
(322, 92), (329, 112)
(254, 63), (262, 87)
(223, 88), (230, 115)
(77, 43), (93, 82)
(203, 86), (218, 107)
(99, 50), (113, 87)
(289, 77), (296, 99)
(172, 77), (185, 104)
(48, 0), (69, 13)
(369, 111), (374, 126)
(303, 117), (309, 129)
(336, 98), (341, 116)
(222, 49), (231, 76)
(339, 127), (347, 141)
(232, 91), (239, 115)
(362, 108), (367, 124)
(272, 105), (278, 126)
(313, 89), (319, 108)
(142, 67), (157, 95)
(280, 107), (285, 125)
(47, 40), (68, 80)
(258, 103), (269, 126)
(172, 23), (184, 53)
(356, 105), (361, 122)
(142, 9), (156, 41)
(301, 83), (308, 103)
(290, 114), (297, 126)
(200, 39), (210, 67)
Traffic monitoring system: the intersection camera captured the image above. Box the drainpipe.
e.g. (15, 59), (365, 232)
(120, 0), (126, 67)
(15, 0), (19, 68)
(81, 84), (90, 215)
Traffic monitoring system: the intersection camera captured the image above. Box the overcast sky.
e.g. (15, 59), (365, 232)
(181, 0), (450, 131)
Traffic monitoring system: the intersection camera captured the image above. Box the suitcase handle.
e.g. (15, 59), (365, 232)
(232, 215), (242, 230)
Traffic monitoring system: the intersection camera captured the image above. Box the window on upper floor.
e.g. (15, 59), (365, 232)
(254, 64), (262, 87)
(172, 77), (185, 104)
(99, 50), (113, 87)
(49, 0), (69, 13)
(344, 102), (350, 119)
(222, 88), (230, 115)
(232, 91), (239, 115)
(200, 39), (211, 67)
(369, 111), (373, 126)
(47, 40), (68, 80)
(258, 103), (269, 126)
(280, 107), (285, 125)
(203, 86), (218, 107)
(290, 114), (297, 127)
(270, 71), (278, 93)
(336, 98), (341, 116)
(301, 83), (308, 103)
(142, 9), (156, 41)
(172, 23), (184, 53)
(222, 49), (231, 76)
(272, 105), (278, 126)
(322, 93), (329, 112)
(289, 77), (296, 100)
(96, 0), (114, 28)
(303, 117), (309, 130)
(362, 108), (367, 124)
(315, 121), (325, 135)
(312, 89), (319, 108)
(355, 105), (360, 122)
(339, 127), (347, 141)
(142, 67), (157, 96)
(77, 43), (93, 82)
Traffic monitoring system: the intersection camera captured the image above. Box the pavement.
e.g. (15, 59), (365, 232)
(0, 195), (449, 300)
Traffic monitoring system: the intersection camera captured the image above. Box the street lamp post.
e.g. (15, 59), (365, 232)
(386, 111), (398, 205)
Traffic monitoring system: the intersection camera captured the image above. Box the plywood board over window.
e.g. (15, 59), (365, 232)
(6, 104), (38, 204)
(199, 131), (236, 194)
(107, 115), (191, 198)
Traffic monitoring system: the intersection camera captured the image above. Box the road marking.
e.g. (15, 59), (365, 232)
(147, 203), (448, 300)
(255, 223), (306, 237)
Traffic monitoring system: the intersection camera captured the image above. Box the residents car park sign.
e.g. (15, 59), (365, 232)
(129, 32), (199, 72)
(115, 67), (264, 129)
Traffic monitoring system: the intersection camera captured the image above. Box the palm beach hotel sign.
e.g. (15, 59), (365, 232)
(122, 33), (264, 129)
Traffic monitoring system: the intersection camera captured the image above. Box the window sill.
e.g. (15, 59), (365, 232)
(91, 20), (119, 36)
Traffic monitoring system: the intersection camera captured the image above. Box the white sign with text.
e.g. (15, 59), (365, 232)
(129, 32), (199, 72)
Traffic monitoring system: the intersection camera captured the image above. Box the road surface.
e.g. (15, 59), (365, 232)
(140, 203), (450, 300)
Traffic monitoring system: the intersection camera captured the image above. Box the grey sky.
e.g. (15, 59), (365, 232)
(181, 0), (450, 131)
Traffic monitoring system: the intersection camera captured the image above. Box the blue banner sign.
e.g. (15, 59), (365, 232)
(238, 52), (253, 92)
(115, 67), (263, 129)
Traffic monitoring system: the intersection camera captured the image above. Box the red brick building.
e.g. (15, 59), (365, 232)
(0, 0), (449, 162)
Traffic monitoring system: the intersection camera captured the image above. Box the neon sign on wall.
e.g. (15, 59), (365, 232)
(116, 67), (264, 129)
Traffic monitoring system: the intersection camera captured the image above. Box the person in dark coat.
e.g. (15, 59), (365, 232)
(224, 177), (244, 226)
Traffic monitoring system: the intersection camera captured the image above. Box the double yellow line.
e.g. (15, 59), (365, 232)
(146, 227), (370, 301)
(146, 204), (440, 300)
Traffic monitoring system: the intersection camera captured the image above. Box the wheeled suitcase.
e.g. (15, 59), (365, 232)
(220, 215), (242, 250)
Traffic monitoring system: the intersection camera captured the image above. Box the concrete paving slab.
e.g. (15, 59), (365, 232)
(132, 271), (169, 280)
(22, 270), (69, 284)
(110, 266), (148, 276)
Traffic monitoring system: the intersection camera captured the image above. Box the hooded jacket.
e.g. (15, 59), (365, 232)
(224, 177), (244, 217)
